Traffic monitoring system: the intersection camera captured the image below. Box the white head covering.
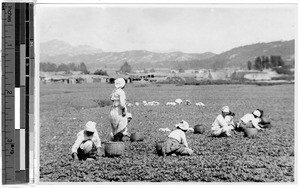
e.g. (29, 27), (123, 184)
(253, 110), (261, 117)
(222, 106), (230, 113)
(127, 113), (132, 119)
(115, 78), (126, 89)
(175, 120), (189, 131)
(85, 121), (96, 132)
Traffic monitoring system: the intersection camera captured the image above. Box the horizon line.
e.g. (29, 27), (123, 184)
(40, 38), (295, 55)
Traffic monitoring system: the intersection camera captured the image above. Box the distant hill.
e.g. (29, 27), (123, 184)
(40, 40), (216, 70)
(187, 40), (295, 69)
(40, 39), (294, 71)
(40, 40), (103, 56)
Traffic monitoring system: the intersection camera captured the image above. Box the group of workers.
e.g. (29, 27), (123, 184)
(71, 78), (270, 161)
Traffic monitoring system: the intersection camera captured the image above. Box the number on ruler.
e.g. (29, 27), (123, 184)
(5, 90), (12, 94)
(7, 138), (12, 142)
(10, 144), (14, 154)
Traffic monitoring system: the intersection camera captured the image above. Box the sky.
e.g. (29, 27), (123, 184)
(37, 4), (297, 54)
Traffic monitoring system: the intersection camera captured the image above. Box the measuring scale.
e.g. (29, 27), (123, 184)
(2, 2), (34, 184)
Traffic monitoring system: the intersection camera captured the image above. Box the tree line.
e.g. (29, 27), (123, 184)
(40, 62), (89, 74)
(247, 55), (285, 71)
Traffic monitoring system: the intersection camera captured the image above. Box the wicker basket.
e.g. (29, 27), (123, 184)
(194, 124), (205, 134)
(244, 128), (258, 138)
(130, 132), (144, 142)
(156, 141), (165, 156)
(104, 142), (125, 157)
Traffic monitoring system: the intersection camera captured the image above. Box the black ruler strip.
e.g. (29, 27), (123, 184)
(25, 4), (30, 182)
(20, 3), (25, 45)
(20, 3), (27, 183)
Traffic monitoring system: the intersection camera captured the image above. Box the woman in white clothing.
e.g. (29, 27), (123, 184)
(237, 109), (263, 131)
(71, 121), (101, 161)
(211, 106), (236, 137)
(109, 78), (131, 141)
(159, 120), (193, 157)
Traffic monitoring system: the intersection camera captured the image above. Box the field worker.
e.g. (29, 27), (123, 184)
(109, 78), (131, 142)
(211, 106), (236, 137)
(161, 120), (193, 156)
(71, 121), (101, 161)
(237, 109), (263, 131)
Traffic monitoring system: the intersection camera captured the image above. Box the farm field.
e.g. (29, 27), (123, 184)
(39, 83), (295, 182)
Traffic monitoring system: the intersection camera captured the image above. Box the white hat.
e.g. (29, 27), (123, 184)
(221, 106), (230, 113)
(85, 121), (96, 132)
(175, 120), (189, 131)
(115, 78), (126, 88)
(127, 113), (132, 119)
(253, 110), (261, 117)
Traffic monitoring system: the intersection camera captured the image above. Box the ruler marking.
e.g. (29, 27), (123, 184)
(2, 2), (16, 184)
(3, 2), (33, 184)
(15, 3), (20, 87)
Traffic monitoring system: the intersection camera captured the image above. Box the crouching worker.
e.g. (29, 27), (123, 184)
(161, 120), (193, 157)
(71, 121), (101, 161)
(237, 109), (263, 131)
(211, 106), (236, 137)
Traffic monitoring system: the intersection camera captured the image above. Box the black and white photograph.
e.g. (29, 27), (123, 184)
(37, 1), (296, 183)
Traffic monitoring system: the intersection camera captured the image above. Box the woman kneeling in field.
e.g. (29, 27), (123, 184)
(211, 106), (236, 137)
(109, 78), (132, 142)
(161, 120), (193, 156)
(71, 121), (101, 161)
(237, 109), (270, 131)
(237, 109), (263, 131)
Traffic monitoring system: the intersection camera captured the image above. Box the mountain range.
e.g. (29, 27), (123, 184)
(40, 39), (295, 71)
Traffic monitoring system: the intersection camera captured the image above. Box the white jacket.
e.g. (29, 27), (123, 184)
(71, 130), (101, 153)
(168, 129), (188, 147)
(241, 113), (261, 130)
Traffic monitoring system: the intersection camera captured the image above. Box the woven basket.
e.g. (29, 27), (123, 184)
(156, 141), (165, 156)
(194, 124), (205, 134)
(244, 128), (258, 138)
(130, 132), (144, 142)
(104, 142), (125, 157)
